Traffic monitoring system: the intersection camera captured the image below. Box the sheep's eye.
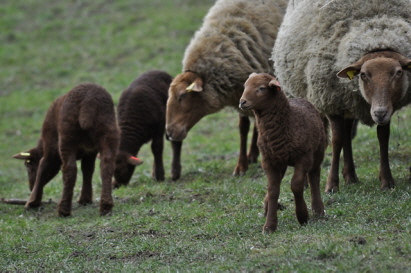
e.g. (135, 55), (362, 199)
(396, 70), (403, 77)
(360, 72), (367, 80)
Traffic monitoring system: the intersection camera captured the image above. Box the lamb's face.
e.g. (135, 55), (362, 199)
(12, 148), (41, 191)
(240, 73), (280, 111)
(113, 151), (143, 188)
(337, 52), (411, 125)
(166, 72), (210, 141)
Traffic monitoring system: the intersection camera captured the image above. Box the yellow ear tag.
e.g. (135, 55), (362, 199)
(26, 160), (30, 163)
(20, 152), (31, 156)
(346, 70), (356, 80)
(408, 65), (411, 69)
(186, 82), (195, 92)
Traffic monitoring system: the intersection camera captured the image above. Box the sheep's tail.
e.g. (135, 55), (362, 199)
(321, 115), (330, 147)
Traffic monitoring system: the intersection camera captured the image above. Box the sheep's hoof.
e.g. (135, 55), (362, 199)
(24, 200), (42, 210)
(100, 202), (113, 216)
(58, 209), (72, 217)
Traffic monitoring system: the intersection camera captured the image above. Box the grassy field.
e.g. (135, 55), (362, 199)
(1, 0), (411, 272)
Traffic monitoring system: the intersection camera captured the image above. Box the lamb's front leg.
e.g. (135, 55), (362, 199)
(291, 164), (309, 225)
(377, 122), (395, 190)
(263, 166), (285, 233)
(25, 156), (61, 210)
(325, 115), (344, 193)
(78, 153), (96, 205)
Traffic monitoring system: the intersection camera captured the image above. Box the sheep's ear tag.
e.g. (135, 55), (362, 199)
(20, 152), (31, 156)
(186, 82), (196, 92)
(346, 70), (356, 80)
(128, 156), (143, 166)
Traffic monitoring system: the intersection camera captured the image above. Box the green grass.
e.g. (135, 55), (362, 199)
(1, 0), (411, 272)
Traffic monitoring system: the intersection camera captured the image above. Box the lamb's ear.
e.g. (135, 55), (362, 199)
(12, 152), (31, 160)
(268, 79), (282, 91)
(248, 72), (258, 79)
(186, 77), (203, 92)
(127, 156), (143, 166)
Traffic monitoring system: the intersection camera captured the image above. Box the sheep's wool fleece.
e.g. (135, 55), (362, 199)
(273, 0), (411, 125)
(183, 0), (287, 108)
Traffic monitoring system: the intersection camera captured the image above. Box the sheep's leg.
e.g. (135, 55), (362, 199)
(377, 122), (395, 190)
(151, 133), (165, 181)
(59, 150), (78, 217)
(263, 165), (285, 233)
(98, 141), (116, 216)
(78, 153), (96, 205)
(291, 164), (309, 225)
(325, 115), (344, 193)
(233, 115), (250, 176)
(342, 118), (359, 184)
(25, 156), (61, 209)
(247, 125), (259, 164)
(308, 165), (325, 217)
(171, 140), (182, 181)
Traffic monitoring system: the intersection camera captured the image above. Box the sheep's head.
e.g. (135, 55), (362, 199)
(239, 73), (281, 111)
(337, 51), (411, 125)
(12, 148), (42, 191)
(165, 71), (211, 142)
(113, 151), (143, 188)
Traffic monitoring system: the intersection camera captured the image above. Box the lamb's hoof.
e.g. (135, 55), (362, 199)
(232, 168), (246, 176)
(380, 181), (395, 191)
(100, 203), (113, 216)
(24, 200), (41, 210)
(58, 209), (72, 217)
(262, 225), (276, 234)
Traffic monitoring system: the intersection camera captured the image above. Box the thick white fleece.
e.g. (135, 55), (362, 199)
(273, 0), (411, 125)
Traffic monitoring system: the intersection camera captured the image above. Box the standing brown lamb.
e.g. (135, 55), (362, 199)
(13, 83), (119, 216)
(239, 73), (326, 233)
(113, 70), (182, 188)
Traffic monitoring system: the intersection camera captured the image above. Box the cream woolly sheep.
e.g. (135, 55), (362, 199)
(239, 73), (326, 233)
(166, 0), (287, 176)
(272, 0), (411, 191)
(13, 84), (119, 216)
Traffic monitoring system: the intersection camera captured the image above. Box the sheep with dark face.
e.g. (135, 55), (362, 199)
(113, 70), (182, 188)
(239, 73), (326, 233)
(13, 83), (119, 216)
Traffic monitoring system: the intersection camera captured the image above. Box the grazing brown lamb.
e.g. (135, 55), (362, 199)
(13, 83), (119, 216)
(239, 73), (326, 233)
(113, 70), (182, 188)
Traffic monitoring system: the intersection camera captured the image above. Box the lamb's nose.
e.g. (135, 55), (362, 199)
(239, 99), (246, 109)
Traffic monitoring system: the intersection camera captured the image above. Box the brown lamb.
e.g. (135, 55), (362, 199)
(239, 73), (326, 233)
(13, 83), (119, 217)
(113, 70), (182, 188)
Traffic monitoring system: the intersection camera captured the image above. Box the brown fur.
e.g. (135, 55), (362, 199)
(113, 70), (182, 188)
(240, 73), (326, 233)
(13, 83), (119, 216)
(166, 0), (287, 176)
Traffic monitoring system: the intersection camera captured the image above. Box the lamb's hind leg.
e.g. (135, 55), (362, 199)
(291, 164), (309, 225)
(377, 122), (395, 190)
(59, 145), (78, 217)
(151, 132), (165, 181)
(233, 115), (250, 176)
(78, 153), (96, 205)
(171, 140), (182, 181)
(308, 165), (325, 217)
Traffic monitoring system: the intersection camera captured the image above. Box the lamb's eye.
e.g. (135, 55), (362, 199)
(258, 87), (266, 92)
(178, 93), (187, 102)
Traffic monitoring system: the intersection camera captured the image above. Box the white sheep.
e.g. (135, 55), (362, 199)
(272, 0), (411, 191)
(166, 0), (288, 176)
